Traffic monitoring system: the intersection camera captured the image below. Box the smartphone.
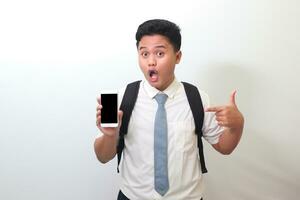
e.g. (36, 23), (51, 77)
(100, 92), (118, 127)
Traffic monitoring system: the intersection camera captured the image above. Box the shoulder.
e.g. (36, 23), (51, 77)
(118, 80), (143, 106)
(198, 89), (210, 108)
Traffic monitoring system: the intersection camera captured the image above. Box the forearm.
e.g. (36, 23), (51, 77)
(213, 126), (243, 155)
(94, 134), (118, 163)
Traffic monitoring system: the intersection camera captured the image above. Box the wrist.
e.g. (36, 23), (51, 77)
(228, 124), (243, 135)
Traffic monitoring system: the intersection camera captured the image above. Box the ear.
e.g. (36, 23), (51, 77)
(175, 50), (182, 64)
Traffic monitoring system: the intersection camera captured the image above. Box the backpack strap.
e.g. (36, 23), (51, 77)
(182, 82), (208, 173)
(117, 80), (141, 172)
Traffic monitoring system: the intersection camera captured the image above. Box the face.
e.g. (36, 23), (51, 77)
(137, 34), (182, 91)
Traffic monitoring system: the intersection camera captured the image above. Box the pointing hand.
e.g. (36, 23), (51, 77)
(205, 91), (244, 130)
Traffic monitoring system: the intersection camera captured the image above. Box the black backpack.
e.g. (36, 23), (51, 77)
(117, 81), (208, 174)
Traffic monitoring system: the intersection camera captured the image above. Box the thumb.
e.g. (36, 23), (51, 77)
(230, 90), (237, 106)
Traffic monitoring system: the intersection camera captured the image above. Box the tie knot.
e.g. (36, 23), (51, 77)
(154, 93), (168, 105)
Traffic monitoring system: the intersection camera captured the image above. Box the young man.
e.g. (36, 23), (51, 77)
(94, 19), (244, 200)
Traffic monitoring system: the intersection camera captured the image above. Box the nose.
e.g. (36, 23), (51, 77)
(148, 55), (156, 67)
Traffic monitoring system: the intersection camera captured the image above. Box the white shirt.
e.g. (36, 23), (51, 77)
(118, 78), (223, 200)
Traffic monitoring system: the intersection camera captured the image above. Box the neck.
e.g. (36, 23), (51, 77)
(157, 76), (175, 91)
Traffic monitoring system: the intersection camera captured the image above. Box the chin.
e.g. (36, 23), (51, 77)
(148, 80), (162, 90)
(153, 83), (165, 91)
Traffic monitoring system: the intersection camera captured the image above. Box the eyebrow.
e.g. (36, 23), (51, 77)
(138, 45), (167, 51)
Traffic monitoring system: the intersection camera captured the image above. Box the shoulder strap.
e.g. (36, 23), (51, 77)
(117, 80), (141, 172)
(182, 82), (207, 173)
(182, 82), (204, 135)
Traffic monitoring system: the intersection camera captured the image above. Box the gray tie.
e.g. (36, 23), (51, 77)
(154, 93), (169, 196)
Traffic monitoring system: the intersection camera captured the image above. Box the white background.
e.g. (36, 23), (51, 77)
(0, 0), (299, 199)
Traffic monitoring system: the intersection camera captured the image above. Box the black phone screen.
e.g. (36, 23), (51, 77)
(101, 93), (118, 123)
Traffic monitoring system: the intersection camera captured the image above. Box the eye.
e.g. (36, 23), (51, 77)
(156, 51), (165, 57)
(141, 51), (149, 58)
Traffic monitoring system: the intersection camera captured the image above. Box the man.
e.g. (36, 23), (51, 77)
(94, 19), (244, 200)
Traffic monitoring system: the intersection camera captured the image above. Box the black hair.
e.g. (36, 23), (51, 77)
(135, 19), (181, 52)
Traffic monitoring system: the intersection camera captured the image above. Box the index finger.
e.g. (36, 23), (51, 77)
(97, 96), (101, 105)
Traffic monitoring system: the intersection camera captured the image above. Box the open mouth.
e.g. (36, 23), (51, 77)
(148, 69), (158, 82)
(149, 70), (157, 77)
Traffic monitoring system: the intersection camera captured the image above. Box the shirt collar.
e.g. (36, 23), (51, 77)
(143, 78), (181, 99)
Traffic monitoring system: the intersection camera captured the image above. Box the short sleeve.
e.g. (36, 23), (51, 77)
(199, 90), (224, 144)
